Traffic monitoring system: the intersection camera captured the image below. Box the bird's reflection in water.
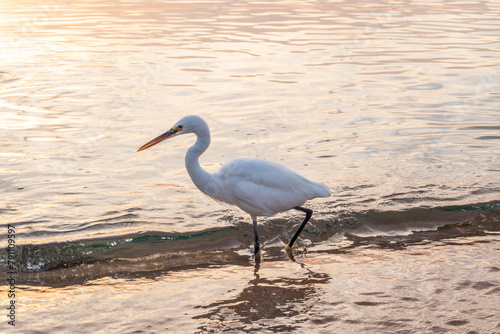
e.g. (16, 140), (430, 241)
(194, 253), (331, 332)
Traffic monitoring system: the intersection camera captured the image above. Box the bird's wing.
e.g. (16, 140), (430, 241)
(215, 158), (328, 216)
(218, 158), (298, 191)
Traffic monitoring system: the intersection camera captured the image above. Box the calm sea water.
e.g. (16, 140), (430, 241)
(1, 0), (499, 333)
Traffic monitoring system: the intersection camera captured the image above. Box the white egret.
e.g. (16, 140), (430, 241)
(137, 115), (330, 254)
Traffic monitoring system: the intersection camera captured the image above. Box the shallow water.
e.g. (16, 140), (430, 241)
(9, 237), (500, 333)
(1, 0), (500, 332)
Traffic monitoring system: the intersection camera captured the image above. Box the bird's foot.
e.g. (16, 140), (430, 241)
(254, 242), (260, 255)
(253, 242), (262, 263)
(285, 242), (293, 252)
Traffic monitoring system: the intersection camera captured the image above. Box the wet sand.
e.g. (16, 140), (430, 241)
(7, 235), (499, 333)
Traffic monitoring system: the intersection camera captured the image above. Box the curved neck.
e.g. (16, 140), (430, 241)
(185, 125), (220, 198)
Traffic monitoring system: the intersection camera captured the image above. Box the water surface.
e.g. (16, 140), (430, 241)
(0, 0), (499, 332)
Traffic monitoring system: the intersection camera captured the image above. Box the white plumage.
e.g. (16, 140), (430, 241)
(214, 158), (330, 217)
(138, 115), (330, 254)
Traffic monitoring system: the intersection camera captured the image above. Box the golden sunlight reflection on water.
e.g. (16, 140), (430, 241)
(14, 237), (500, 333)
(0, 0), (499, 331)
(0, 1), (498, 226)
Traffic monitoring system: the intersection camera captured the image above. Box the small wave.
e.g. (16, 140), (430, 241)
(0, 70), (24, 91)
(1, 202), (498, 279)
(407, 83), (443, 90)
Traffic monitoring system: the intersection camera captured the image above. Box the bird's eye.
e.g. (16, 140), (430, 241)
(176, 125), (183, 131)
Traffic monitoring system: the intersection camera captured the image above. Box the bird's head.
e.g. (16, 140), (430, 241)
(137, 115), (207, 152)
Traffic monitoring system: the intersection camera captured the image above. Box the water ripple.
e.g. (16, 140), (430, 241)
(0, 0), (499, 244)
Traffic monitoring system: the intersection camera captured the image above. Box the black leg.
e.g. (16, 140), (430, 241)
(253, 218), (260, 254)
(285, 206), (312, 251)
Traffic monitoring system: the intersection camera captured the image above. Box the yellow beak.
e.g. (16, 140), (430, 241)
(137, 128), (177, 152)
